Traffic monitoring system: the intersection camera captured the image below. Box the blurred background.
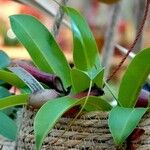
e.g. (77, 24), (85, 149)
(0, 0), (150, 87)
(0, 0), (150, 145)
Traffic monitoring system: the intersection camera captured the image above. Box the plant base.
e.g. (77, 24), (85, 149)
(16, 108), (150, 150)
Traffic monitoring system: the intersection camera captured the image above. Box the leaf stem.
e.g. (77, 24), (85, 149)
(51, 80), (93, 145)
(15, 61), (66, 93)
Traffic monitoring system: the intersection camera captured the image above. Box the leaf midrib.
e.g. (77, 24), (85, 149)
(12, 17), (54, 73)
(117, 109), (139, 144)
(35, 98), (81, 150)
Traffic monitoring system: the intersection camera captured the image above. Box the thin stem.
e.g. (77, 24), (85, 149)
(52, 80), (93, 145)
(107, 0), (150, 82)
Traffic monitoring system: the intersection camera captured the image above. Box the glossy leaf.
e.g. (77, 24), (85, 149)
(34, 96), (81, 150)
(64, 7), (101, 71)
(0, 50), (11, 69)
(118, 48), (150, 107)
(0, 86), (11, 98)
(0, 70), (25, 88)
(71, 69), (90, 93)
(108, 106), (147, 145)
(0, 111), (17, 140)
(0, 94), (29, 110)
(10, 15), (71, 88)
(82, 96), (112, 111)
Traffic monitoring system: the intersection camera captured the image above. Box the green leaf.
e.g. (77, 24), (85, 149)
(10, 15), (71, 88)
(108, 106), (147, 145)
(0, 94), (29, 110)
(0, 111), (17, 140)
(0, 86), (11, 98)
(0, 50), (11, 69)
(0, 86), (13, 117)
(20, 86), (31, 94)
(118, 48), (150, 107)
(0, 70), (25, 88)
(71, 68), (104, 94)
(92, 68), (104, 87)
(71, 69), (90, 93)
(82, 96), (112, 111)
(34, 96), (81, 150)
(64, 7), (101, 71)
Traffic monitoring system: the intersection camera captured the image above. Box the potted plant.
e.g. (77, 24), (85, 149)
(0, 4), (150, 150)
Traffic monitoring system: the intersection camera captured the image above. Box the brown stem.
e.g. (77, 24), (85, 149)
(15, 61), (66, 93)
(107, 0), (150, 82)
